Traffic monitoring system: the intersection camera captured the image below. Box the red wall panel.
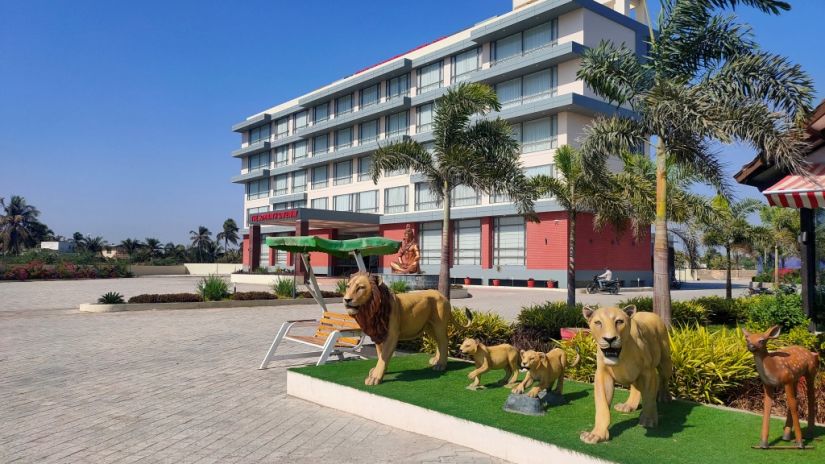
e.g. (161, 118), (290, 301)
(526, 211), (568, 270)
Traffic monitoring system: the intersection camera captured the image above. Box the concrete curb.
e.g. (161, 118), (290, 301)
(79, 297), (341, 313)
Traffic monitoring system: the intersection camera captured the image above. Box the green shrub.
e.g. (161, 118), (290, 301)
(97, 292), (125, 304)
(512, 302), (587, 352)
(389, 280), (409, 294)
(743, 293), (808, 332)
(669, 326), (758, 404)
(419, 308), (514, 358)
(272, 278), (296, 298)
(335, 279), (349, 294)
(671, 300), (709, 326)
(773, 325), (817, 350)
(616, 296), (653, 312)
(558, 333), (598, 383)
(196, 274), (230, 301)
(692, 296), (745, 324)
(230, 291), (276, 301)
(127, 293), (203, 303)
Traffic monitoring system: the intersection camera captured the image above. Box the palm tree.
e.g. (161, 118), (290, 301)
(189, 226), (213, 263)
(71, 232), (86, 252)
(529, 145), (626, 307)
(119, 238), (144, 262)
(577, 0), (811, 324)
(216, 219), (240, 252)
(370, 83), (538, 297)
(702, 197), (762, 299)
(144, 238), (162, 258)
(758, 206), (799, 288)
(0, 196), (42, 255)
(83, 236), (107, 254)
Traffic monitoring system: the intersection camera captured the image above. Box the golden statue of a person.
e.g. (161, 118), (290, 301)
(390, 224), (421, 274)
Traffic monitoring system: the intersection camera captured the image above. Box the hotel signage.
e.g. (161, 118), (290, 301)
(249, 209), (298, 223)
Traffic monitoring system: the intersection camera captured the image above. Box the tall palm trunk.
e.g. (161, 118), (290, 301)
(773, 244), (779, 289)
(653, 144), (672, 326)
(439, 182), (452, 299)
(567, 210), (576, 308)
(725, 244), (732, 300)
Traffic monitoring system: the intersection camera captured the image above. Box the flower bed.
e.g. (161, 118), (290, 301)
(0, 260), (131, 281)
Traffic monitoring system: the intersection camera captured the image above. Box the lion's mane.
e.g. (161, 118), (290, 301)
(351, 272), (394, 344)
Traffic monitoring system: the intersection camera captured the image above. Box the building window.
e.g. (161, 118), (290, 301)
(360, 84), (379, 108)
(291, 200), (306, 209)
(259, 235), (269, 266)
(386, 111), (408, 138)
(356, 190), (378, 213)
(385, 166), (408, 177)
(249, 125), (270, 144)
(496, 77), (522, 109)
(335, 127), (353, 150)
(452, 48), (479, 83)
(246, 206), (268, 226)
(494, 20), (557, 65)
(333, 193), (353, 212)
(358, 156), (373, 181)
(314, 102), (329, 123)
(292, 170), (307, 193)
(525, 164), (554, 199)
(334, 159), (352, 185)
(387, 74), (409, 100)
(275, 117), (288, 139)
(313, 134), (329, 155)
(417, 61), (442, 94)
(294, 110), (308, 130)
(419, 222), (441, 265)
(415, 182), (441, 211)
(336, 94), (353, 116)
(248, 152), (270, 171)
(417, 103), (433, 133)
(494, 216), (526, 265)
(384, 186), (408, 213)
(246, 178), (269, 200)
(312, 165), (328, 189)
(518, 116), (557, 153)
(311, 197), (328, 209)
(273, 202), (290, 211)
(453, 219), (481, 265)
(293, 140), (308, 161)
(360, 119), (379, 143)
(495, 32), (522, 63)
(274, 174), (288, 196)
(274, 145), (288, 167)
(453, 185), (480, 207)
(523, 68), (556, 103)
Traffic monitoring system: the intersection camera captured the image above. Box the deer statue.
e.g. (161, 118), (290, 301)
(743, 325), (819, 449)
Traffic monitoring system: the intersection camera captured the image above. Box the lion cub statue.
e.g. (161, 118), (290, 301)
(580, 305), (672, 444)
(459, 338), (520, 390)
(512, 348), (579, 398)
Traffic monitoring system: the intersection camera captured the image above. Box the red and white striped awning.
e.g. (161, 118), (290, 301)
(764, 163), (825, 208)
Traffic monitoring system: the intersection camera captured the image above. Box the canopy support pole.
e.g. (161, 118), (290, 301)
(300, 252), (327, 312)
(353, 251), (366, 273)
(800, 208), (816, 331)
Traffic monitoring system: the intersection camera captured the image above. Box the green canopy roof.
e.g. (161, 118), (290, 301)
(265, 236), (401, 258)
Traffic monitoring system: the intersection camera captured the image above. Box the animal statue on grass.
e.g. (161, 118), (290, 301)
(459, 338), (520, 390)
(580, 305), (672, 444)
(343, 272), (471, 386)
(742, 326), (819, 449)
(511, 348), (579, 398)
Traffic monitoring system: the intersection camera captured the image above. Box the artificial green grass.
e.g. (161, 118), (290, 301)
(292, 354), (823, 464)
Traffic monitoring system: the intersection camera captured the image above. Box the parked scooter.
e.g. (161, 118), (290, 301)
(586, 275), (621, 295)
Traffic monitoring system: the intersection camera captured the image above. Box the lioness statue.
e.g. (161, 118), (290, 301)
(512, 348), (579, 398)
(343, 272), (470, 386)
(580, 305), (672, 444)
(459, 338), (520, 390)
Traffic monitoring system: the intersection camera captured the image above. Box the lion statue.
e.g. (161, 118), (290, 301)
(459, 338), (520, 390)
(512, 348), (579, 398)
(580, 305), (672, 444)
(343, 272), (470, 386)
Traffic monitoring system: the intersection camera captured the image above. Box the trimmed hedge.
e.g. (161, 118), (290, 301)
(230, 291), (277, 300)
(127, 293), (203, 303)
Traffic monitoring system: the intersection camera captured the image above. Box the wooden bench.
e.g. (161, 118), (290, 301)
(258, 311), (366, 369)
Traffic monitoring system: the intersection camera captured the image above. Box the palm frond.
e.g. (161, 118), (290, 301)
(371, 138), (437, 184)
(577, 41), (650, 106)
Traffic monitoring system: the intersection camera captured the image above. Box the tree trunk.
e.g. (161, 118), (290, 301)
(725, 245), (732, 300)
(653, 142), (672, 326)
(773, 244), (779, 289)
(438, 183), (452, 299)
(567, 210), (576, 308)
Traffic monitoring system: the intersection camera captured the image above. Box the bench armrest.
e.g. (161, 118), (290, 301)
(287, 318), (317, 323)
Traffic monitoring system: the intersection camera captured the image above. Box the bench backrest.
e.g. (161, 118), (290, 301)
(314, 311), (362, 346)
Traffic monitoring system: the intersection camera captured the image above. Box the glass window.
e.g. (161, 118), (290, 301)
(334, 159), (352, 185)
(292, 170), (307, 193)
(525, 164), (554, 199)
(522, 68), (555, 103)
(415, 182), (441, 211)
(333, 193), (352, 212)
(495, 32), (522, 63)
(494, 216), (526, 265)
(273, 202), (289, 211)
(357, 190), (378, 213)
(294, 110), (308, 129)
(453, 219), (481, 265)
(386, 166), (408, 177)
(523, 20), (557, 53)
(275, 117), (288, 138)
(417, 61), (442, 94)
(291, 200), (306, 209)
(417, 104), (433, 133)
(360, 84), (379, 108)
(293, 140), (308, 161)
(246, 205), (268, 222)
(387, 111), (408, 137)
(452, 185), (480, 207)
(335, 127), (353, 150)
(274, 145), (288, 167)
(314, 102), (329, 123)
(384, 186), (408, 213)
(274, 174), (288, 196)
(387, 74), (409, 100)
(453, 48), (479, 83)
(311, 197), (328, 209)
(249, 125), (270, 143)
(313, 134), (329, 155)
(496, 77), (522, 109)
(336, 94), (353, 116)
(248, 152), (270, 171)
(521, 116), (557, 153)
(419, 222), (441, 265)
(358, 156), (373, 181)
(312, 165), (328, 188)
(360, 119), (379, 143)
(246, 178), (269, 200)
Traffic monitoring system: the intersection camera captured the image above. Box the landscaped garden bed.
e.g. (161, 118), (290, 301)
(290, 354), (823, 464)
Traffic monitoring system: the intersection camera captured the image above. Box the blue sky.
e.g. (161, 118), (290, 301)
(1, 0), (822, 244)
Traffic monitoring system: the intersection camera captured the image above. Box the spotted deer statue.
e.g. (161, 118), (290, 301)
(743, 325), (819, 449)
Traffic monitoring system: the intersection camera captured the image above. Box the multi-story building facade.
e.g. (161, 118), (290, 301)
(231, 0), (653, 287)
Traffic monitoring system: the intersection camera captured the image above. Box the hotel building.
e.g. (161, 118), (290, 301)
(231, 0), (653, 287)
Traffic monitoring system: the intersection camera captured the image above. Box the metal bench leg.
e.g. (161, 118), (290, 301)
(259, 322), (293, 370)
(316, 331), (341, 366)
